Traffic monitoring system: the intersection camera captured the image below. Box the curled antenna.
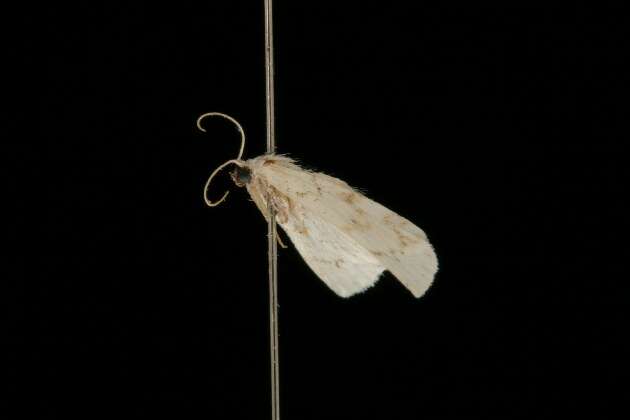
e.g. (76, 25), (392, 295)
(202, 158), (246, 207)
(197, 112), (247, 207)
(196, 112), (246, 161)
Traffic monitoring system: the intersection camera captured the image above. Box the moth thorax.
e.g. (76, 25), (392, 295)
(231, 165), (252, 187)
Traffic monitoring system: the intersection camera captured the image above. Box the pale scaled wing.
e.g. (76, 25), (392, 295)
(282, 215), (385, 297)
(250, 155), (438, 298)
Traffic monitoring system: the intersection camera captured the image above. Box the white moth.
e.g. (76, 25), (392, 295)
(198, 112), (438, 298)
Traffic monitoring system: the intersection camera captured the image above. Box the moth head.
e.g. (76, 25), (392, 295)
(230, 164), (252, 187)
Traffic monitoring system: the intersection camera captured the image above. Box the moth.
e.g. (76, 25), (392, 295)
(198, 112), (438, 298)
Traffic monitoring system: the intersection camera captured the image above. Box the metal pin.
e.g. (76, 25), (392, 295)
(264, 1), (280, 420)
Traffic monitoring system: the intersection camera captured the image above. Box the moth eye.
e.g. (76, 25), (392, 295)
(231, 165), (252, 186)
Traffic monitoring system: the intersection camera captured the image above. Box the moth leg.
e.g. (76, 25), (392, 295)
(247, 179), (289, 248)
(268, 187), (290, 224)
(246, 179), (271, 222)
(275, 231), (288, 248)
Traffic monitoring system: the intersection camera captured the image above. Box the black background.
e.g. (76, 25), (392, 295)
(17, 3), (628, 418)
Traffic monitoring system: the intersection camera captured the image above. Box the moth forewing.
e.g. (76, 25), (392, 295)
(245, 155), (438, 298)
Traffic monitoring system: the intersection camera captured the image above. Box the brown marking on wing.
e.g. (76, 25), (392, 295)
(262, 157), (278, 166)
(340, 191), (356, 204)
(334, 259), (344, 268)
(309, 174), (323, 196)
(386, 249), (402, 262)
(342, 191), (370, 216)
(343, 217), (372, 232)
(392, 225), (420, 248)
(381, 213), (422, 248)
